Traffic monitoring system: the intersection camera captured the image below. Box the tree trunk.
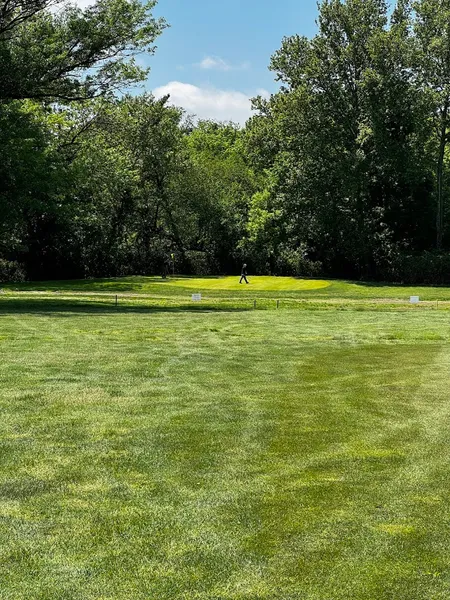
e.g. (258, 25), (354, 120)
(436, 100), (449, 249)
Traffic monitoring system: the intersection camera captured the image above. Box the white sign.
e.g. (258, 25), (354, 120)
(192, 294), (202, 302)
(410, 296), (420, 304)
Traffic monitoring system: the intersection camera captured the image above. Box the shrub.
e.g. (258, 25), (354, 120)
(387, 252), (450, 285)
(275, 246), (322, 278)
(0, 259), (26, 283)
(185, 251), (218, 276)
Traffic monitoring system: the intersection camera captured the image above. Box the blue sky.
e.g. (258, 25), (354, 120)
(73, 0), (320, 123)
(145, 0), (320, 123)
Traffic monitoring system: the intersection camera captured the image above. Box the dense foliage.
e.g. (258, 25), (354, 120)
(4, 0), (450, 282)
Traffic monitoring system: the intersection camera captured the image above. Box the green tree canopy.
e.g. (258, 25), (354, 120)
(0, 0), (166, 102)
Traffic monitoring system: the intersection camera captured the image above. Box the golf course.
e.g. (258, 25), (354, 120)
(1, 275), (450, 599)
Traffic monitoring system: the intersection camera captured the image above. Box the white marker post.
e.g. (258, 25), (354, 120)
(192, 293), (202, 302)
(410, 296), (420, 305)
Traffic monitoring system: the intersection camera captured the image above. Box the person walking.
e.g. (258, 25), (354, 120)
(239, 263), (249, 284)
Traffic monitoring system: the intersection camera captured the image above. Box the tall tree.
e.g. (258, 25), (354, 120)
(187, 121), (261, 271)
(253, 0), (392, 275)
(248, 0), (434, 278)
(0, 101), (69, 263)
(413, 0), (450, 248)
(0, 0), (166, 277)
(116, 94), (191, 270)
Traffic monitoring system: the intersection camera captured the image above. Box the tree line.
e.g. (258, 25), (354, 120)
(2, 0), (450, 284)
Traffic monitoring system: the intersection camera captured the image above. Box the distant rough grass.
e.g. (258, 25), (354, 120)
(4, 274), (450, 300)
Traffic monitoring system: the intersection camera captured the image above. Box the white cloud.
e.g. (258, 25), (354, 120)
(256, 88), (271, 99)
(153, 81), (270, 125)
(199, 56), (231, 71)
(197, 56), (250, 72)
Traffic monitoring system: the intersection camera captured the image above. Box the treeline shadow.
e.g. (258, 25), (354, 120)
(3, 275), (226, 294)
(346, 279), (450, 289)
(0, 298), (251, 316)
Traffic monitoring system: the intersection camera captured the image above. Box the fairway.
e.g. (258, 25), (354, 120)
(2, 280), (450, 599)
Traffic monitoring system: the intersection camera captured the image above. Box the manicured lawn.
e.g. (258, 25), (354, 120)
(2, 279), (450, 598)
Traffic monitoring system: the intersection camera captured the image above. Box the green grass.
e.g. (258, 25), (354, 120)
(3, 275), (450, 314)
(2, 277), (450, 598)
(4, 273), (450, 301)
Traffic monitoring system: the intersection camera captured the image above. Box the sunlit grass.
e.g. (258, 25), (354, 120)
(169, 275), (331, 291)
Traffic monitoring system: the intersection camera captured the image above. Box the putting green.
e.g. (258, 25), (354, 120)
(170, 276), (331, 291)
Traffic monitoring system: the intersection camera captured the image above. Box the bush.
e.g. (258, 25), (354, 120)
(387, 252), (450, 285)
(185, 251), (218, 276)
(0, 259), (26, 283)
(275, 246), (322, 278)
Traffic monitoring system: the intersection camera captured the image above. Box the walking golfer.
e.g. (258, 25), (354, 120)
(240, 263), (249, 284)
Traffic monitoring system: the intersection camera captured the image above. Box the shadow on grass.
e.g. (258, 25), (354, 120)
(2, 275), (226, 294)
(347, 279), (450, 289)
(0, 298), (251, 315)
